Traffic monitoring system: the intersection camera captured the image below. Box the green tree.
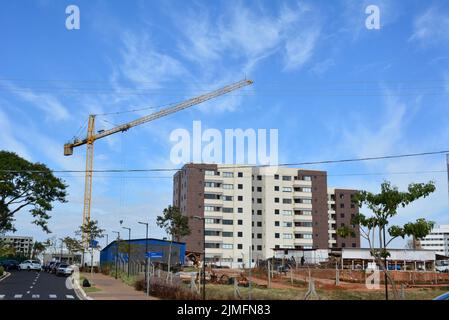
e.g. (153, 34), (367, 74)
(0, 239), (15, 257)
(337, 180), (435, 299)
(156, 205), (190, 273)
(0, 151), (68, 233)
(31, 241), (47, 259)
(63, 236), (83, 264)
(76, 219), (105, 274)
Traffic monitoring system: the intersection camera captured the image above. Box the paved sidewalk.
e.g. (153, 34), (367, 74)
(80, 272), (159, 300)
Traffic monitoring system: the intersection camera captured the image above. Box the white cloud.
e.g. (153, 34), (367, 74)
(310, 58), (335, 75)
(119, 32), (188, 87)
(410, 7), (449, 45)
(173, 1), (322, 73)
(0, 107), (32, 159)
(0, 80), (69, 121)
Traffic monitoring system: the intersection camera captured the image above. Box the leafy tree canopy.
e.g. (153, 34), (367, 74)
(0, 151), (68, 233)
(156, 205), (190, 241)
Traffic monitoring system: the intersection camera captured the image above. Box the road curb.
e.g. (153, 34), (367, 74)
(0, 272), (11, 282)
(72, 278), (93, 300)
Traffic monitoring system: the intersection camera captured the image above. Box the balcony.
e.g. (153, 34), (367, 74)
(293, 203), (313, 210)
(204, 198), (223, 206)
(294, 226), (313, 233)
(293, 180), (312, 187)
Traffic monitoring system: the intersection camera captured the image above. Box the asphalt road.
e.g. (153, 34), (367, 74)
(0, 270), (78, 300)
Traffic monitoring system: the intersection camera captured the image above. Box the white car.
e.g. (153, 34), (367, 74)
(56, 263), (74, 276)
(19, 260), (42, 271)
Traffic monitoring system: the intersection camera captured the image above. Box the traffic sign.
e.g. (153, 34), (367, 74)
(145, 251), (163, 258)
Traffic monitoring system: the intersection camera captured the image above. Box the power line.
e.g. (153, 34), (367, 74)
(1, 150), (448, 173)
(51, 169), (447, 179)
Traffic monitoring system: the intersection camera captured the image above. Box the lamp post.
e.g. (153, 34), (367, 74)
(193, 215), (206, 300)
(122, 226), (131, 277)
(138, 221), (149, 294)
(112, 231), (120, 279)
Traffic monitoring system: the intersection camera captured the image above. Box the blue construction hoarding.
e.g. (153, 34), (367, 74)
(100, 238), (186, 266)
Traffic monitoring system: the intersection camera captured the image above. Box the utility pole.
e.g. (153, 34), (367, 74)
(138, 221), (149, 294)
(112, 231), (120, 279)
(122, 227), (131, 277)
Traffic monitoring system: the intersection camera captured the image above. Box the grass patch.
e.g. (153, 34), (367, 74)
(83, 286), (102, 293)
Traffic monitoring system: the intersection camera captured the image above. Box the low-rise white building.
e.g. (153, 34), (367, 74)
(421, 224), (449, 256)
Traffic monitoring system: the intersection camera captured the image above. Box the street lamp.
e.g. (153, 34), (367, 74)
(112, 231), (120, 279)
(122, 226), (131, 277)
(193, 215), (206, 300)
(138, 221), (149, 295)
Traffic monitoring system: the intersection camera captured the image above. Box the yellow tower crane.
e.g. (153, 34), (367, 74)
(64, 79), (253, 244)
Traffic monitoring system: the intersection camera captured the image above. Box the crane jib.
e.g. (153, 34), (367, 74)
(65, 79), (253, 150)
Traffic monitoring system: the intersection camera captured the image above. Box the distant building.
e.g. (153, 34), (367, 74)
(0, 235), (33, 257)
(173, 164), (361, 268)
(421, 225), (449, 256)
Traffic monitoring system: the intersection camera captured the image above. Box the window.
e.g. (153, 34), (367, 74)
(238, 220), (243, 225)
(275, 221), (280, 227)
(275, 233), (280, 238)
(283, 222), (292, 227)
(283, 187), (292, 192)
(204, 193), (220, 200)
(224, 195), (233, 201)
(301, 187), (312, 192)
(223, 184), (233, 189)
(238, 184), (243, 189)
(283, 198), (292, 204)
(237, 232), (243, 237)
(339, 193), (344, 199)
(352, 243), (356, 248)
(257, 245), (262, 251)
(274, 186), (279, 191)
(303, 176), (311, 181)
(283, 233), (293, 239)
(238, 195), (243, 201)
(257, 198), (262, 204)
(274, 174), (279, 180)
(282, 210), (293, 216)
(222, 232), (233, 237)
(205, 206), (218, 212)
(222, 207), (234, 213)
(222, 243), (233, 249)
(237, 244), (243, 249)
(205, 170), (216, 176)
(222, 219), (233, 225)
(257, 221), (262, 227)
(205, 230), (220, 236)
(222, 172), (234, 178)
(274, 209), (280, 215)
(303, 234), (313, 239)
(340, 203), (345, 208)
(238, 207), (243, 213)
(257, 187), (262, 192)
(257, 175), (262, 180)
(282, 176), (291, 181)
(204, 218), (215, 224)
(340, 213), (345, 218)
(257, 210), (262, 215)
(257, 233), (262, 239)
(274, 197), (280, 203)
(204, 182), (220, 188)
(341, 243), (346, 248)
(238, 172), (243, 177)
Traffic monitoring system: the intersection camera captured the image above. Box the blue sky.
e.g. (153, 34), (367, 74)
(0, 0), (448, 247)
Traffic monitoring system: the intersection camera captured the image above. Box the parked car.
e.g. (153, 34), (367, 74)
(0, 260), (19, 271)
(56, 263), (74, 276)
(433, 291), (449, 300)
(18, 260), (42, 271)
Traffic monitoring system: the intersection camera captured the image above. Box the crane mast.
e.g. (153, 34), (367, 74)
(64, 79), (253, 245)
